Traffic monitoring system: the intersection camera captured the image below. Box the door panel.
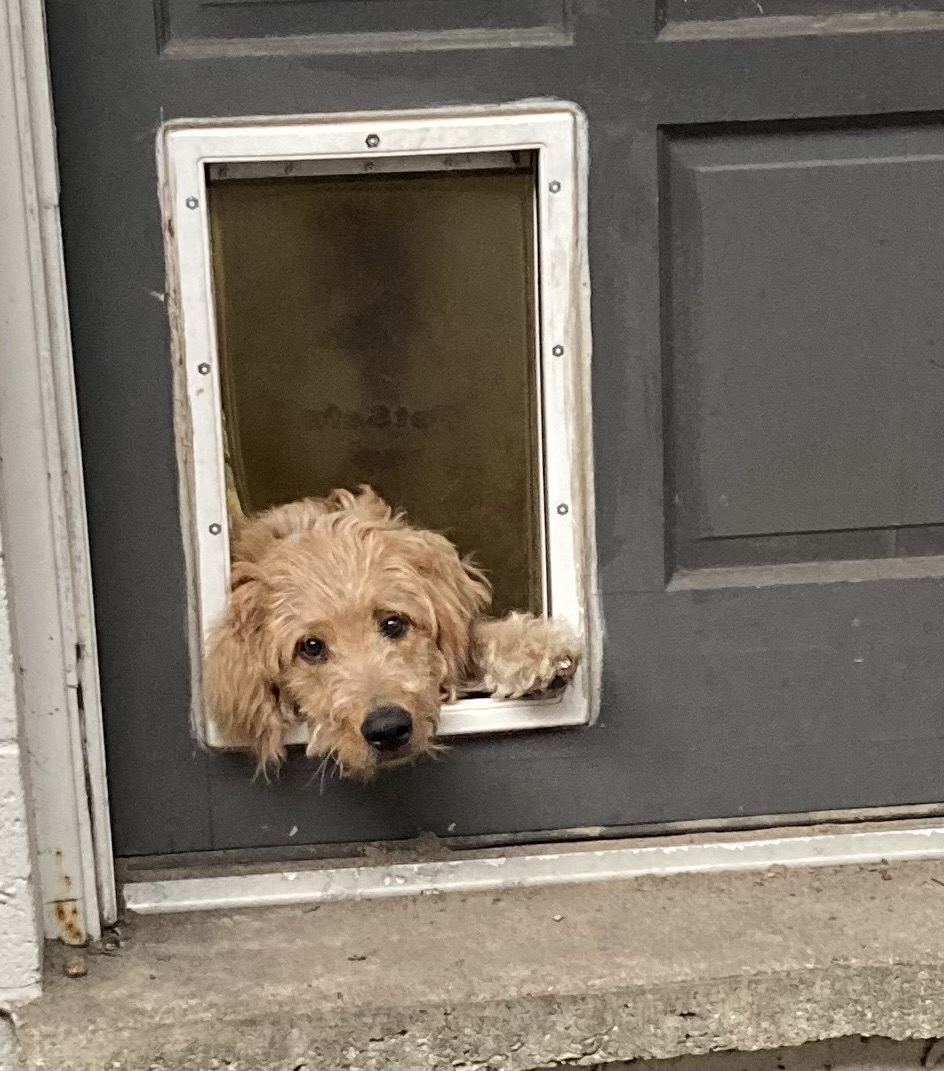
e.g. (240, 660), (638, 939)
(45, 0), (944, 855)
(158, 0), (567, 49)
(666, 126), (944, 567)
(661, 0), (944, 27)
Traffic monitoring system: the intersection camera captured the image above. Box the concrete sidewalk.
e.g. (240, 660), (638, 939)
(11, 856), (944, 1070)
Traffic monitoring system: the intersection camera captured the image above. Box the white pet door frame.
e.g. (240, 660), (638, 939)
(158, 102), (597, 746)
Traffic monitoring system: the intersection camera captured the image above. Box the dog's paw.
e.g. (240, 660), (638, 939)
(478, 613), (581, 700)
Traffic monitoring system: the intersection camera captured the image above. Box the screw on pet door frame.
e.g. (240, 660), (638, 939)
(557, 503), (569, 516)
(185, 196), (199, 210)
(209, 523), (222, 535)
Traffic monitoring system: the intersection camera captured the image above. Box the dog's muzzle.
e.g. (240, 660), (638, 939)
(361, 704), (413, 753)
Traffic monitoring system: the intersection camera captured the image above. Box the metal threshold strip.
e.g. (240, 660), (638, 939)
(124, 824), (944, 914)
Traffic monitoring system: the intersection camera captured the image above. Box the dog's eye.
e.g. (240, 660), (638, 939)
(298, 636), (327, 663)
(379, 614), (408, 640)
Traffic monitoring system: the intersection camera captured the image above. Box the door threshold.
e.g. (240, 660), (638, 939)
(123, 819), (944, 914)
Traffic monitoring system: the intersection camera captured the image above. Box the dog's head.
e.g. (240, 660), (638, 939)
(203, 489), (490, 779)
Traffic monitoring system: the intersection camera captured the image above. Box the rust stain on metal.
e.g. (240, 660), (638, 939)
(51, 849), (86, 945)
(53, 898), (84, 944)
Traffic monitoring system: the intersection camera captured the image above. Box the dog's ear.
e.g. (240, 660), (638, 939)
(398, 530), (491, 696)
(203, 564), (285, 773)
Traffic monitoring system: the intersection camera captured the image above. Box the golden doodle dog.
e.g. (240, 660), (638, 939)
(204, 486), (581, 780)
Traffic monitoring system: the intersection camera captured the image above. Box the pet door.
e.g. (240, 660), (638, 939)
(160, 103), (596, 743)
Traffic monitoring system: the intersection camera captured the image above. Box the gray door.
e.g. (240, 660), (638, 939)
(46, 0), (944, 857)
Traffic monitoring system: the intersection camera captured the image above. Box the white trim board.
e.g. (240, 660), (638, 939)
(158, 102), (600, 748)
(0, 0), (114, 942)
(124, 823), (944, 914)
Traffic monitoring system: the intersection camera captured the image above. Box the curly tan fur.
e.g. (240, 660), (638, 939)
(204, 486), (580, 779)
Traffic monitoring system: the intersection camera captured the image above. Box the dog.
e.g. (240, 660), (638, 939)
(203, 486), (581, 780)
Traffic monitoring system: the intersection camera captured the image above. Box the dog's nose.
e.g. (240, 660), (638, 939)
(361, 705), (413, 752)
